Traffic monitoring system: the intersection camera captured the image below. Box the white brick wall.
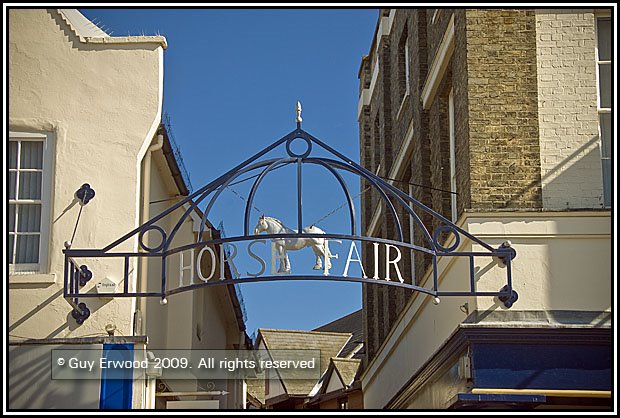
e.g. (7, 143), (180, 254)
(535, 9), (605, 209)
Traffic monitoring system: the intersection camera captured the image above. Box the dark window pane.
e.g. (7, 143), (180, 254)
(18, 172), (42, 200)
(9, 235), (14, 264)
(18, 204), (41, 232)
(10, 172), (16, 200)
(9, 204), (16, 232)
(20, 141), (44, 169)
(600, 113), (611, 158)
(10, 141), (18, 169)
(597, 18), (611, 61)
(602, 159), (611, 207)
(16, 234), (40, 264)
(598, 64), (611, 108)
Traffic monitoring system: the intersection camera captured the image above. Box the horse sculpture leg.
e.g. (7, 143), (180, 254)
(321, 240), (335, 270)
(310, 239), (332, 271)
(278, 244), (291, 274)
(284, 252), (291, 273)
(311, 245), (323, 270)
(276, 243), (288, 273)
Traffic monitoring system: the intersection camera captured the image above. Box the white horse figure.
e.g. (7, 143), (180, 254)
(254, 215), (335, 274)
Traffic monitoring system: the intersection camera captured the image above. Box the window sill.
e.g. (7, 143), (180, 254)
(396, 92), (409, 121)
(9, 273), (56, 284)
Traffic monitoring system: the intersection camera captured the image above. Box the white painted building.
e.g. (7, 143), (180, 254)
(8, 9), (248, 410)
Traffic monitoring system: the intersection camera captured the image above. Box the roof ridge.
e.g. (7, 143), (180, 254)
(258, 328), (352, 337)
(312, 309), (363, 331)
(330, 357), (361, 363)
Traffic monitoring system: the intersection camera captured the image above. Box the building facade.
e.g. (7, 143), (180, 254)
(247, 310), (365, 410)
(306, 310), (365, 410)
(358, 8), (612, 409)
(8, 9), (247, 410)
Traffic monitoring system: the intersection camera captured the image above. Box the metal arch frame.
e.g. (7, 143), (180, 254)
(63, 124), (518, 323)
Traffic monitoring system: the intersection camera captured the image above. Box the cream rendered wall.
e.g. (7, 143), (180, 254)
(143, 153), (194, 349)
(325, 371), (345, 393)
(535, 10), (604, 209)
(8, 343), (103, 409)
(467, 212), (611, 312)
(142, 153), (239, 351)
(9, 9), (165, 340)
(142, 153), (246, 408)
(361, 212), (611, 408)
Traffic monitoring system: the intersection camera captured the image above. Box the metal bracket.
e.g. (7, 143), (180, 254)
(78, 265), (92, 286)
(71, 302), (91, 325)
(495, 240), (517, 268)
(62, 115), (522, 324)
(75, 183), (96, 205)
(498, 285), (519, 308)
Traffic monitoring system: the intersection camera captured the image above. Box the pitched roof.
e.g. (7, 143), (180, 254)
(313, 309), (363, 358)
(330, 357), (361, 387)
(258, 329), (351, 396)
(307, 357), (362, 405)
(246, 377), (265, 405)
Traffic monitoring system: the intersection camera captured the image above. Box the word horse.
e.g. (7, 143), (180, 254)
(254, 215), (335, 273)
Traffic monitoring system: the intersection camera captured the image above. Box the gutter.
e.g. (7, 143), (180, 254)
(9, 336), (148, 345)
(158, 124), (190, 196)
(137, 133), (164, 333)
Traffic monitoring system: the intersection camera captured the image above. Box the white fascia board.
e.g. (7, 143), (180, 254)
(374, 15), (394, 55)
(369, 56), (379, 99)
(183, 203), (205, 233)
(357, 88), (371, 121)
(388, 9), (396, 33)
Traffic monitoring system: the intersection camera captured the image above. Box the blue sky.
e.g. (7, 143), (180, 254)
(79, 8), (379, 335)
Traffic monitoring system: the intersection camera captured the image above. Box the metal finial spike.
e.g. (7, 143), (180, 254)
(296, 101), (302, 125)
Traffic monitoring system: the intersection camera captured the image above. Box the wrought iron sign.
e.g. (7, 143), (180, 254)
(63, 103), (518, 323)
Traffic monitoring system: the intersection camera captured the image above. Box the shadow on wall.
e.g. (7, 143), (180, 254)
(507, 134), (604, 209)
(9, 344), (102, 409)
(542, 135), (610, 317)
(540, 135), (605, 209)
(545, 228), (611, 315)
(9, 284), (113, 339)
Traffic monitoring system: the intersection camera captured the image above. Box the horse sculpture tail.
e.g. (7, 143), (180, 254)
(307, 225), (337, 260)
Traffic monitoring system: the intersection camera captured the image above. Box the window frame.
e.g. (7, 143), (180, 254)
(396, 25), (411, 119)
(9, 131), (54, 274)
(448, 89), (458, 222)
(594, 12), (612, 207)
(408, 183), (417, 285)
(404, 36), (410, 94)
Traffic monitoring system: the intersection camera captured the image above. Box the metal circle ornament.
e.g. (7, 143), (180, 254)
(138, 225), (167, 253)
(433, 225), (461, 253)
(498, 285), (519, 308)
(75, 183), (96, 205)
(286, 136), (312, 158)
(78, 265), (93, 286)
(71, 302), (91, 325)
